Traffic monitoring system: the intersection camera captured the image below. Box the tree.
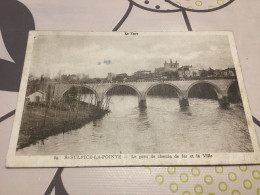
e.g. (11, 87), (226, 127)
(200, 70), (208, 78)
(69, 86), (77, 99)
(208, 67), (214, 77)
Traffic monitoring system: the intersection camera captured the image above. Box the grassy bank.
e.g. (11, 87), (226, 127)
(17, 101), (108, 150)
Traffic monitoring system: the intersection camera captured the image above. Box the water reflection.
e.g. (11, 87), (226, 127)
(17, 95), (253, 155)
(180, 106), (192, 116)
(137, 107), (150, 131)
(93, 118), (102, 127)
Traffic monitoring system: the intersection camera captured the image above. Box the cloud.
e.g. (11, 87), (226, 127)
(30, 34), (234, 78)
(182, 51), (203, 61)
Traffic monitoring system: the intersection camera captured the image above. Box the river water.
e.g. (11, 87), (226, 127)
(17, 95), (253, 155)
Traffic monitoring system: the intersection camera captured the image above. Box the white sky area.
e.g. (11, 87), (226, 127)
(30, 34), (234, 78)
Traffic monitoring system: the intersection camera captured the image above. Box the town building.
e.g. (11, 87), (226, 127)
(116, 73), (128, 77)
(189, 66), (200, 77)
(164, 59), (179, 72)
(221, 68), (236, 77)
(178, 65), (201, 78)
(155, 59), (179, 74)
(154, 67), (164, 74)
(26, 90), (46, 103)
(178, 66), (191, 78)
(213, 69), (222, 77)
(107, 72), (116, 81)
(133, 70), (151, 76)
(113, 73), (128, 82)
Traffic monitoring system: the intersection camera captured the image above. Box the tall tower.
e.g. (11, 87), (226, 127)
(164, 60), (167, 67)
(40, 75), (44, 91)
(175, 60), (179, 69)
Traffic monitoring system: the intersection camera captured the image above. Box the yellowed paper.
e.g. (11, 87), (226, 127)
(6, 31), (260, 167)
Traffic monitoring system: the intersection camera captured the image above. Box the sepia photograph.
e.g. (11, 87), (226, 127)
(6, 31), (260, 167)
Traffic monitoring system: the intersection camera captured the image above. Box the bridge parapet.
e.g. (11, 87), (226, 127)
(51, 79), (236, 108)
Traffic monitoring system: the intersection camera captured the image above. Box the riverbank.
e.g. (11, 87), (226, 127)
(16, 96), (253, 155)
(17, 101), (108, 150)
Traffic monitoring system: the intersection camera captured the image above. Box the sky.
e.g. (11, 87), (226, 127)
(30, 33), (235, 78)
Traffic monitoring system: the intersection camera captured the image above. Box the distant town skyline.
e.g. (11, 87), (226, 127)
(30, 33), (235, 78)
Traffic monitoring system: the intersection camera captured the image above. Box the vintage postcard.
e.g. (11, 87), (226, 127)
(6, 31), (260, 167)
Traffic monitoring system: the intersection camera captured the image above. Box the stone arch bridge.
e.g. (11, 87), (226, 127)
(51, 79), (237, 108)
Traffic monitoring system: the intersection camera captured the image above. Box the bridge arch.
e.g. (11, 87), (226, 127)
(186, 80), (223, 99)
(102, 83), (145, 108)
(59, 85), (99, 101)
(144, 82), (184, 99)
(226, 80), (238, 97)
(226, 81), (242, 103)
(103, 83), (142, 99)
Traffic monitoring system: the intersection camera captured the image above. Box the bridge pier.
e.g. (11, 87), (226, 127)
(218, 96), (230, 109)
(179, 97), (189, 108)
(53, 79), (236, 110)
(139, 99), (147, 108)
(97, 101), (102, 108)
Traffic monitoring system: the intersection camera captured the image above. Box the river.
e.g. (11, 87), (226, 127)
(17, 95), (253, 155)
